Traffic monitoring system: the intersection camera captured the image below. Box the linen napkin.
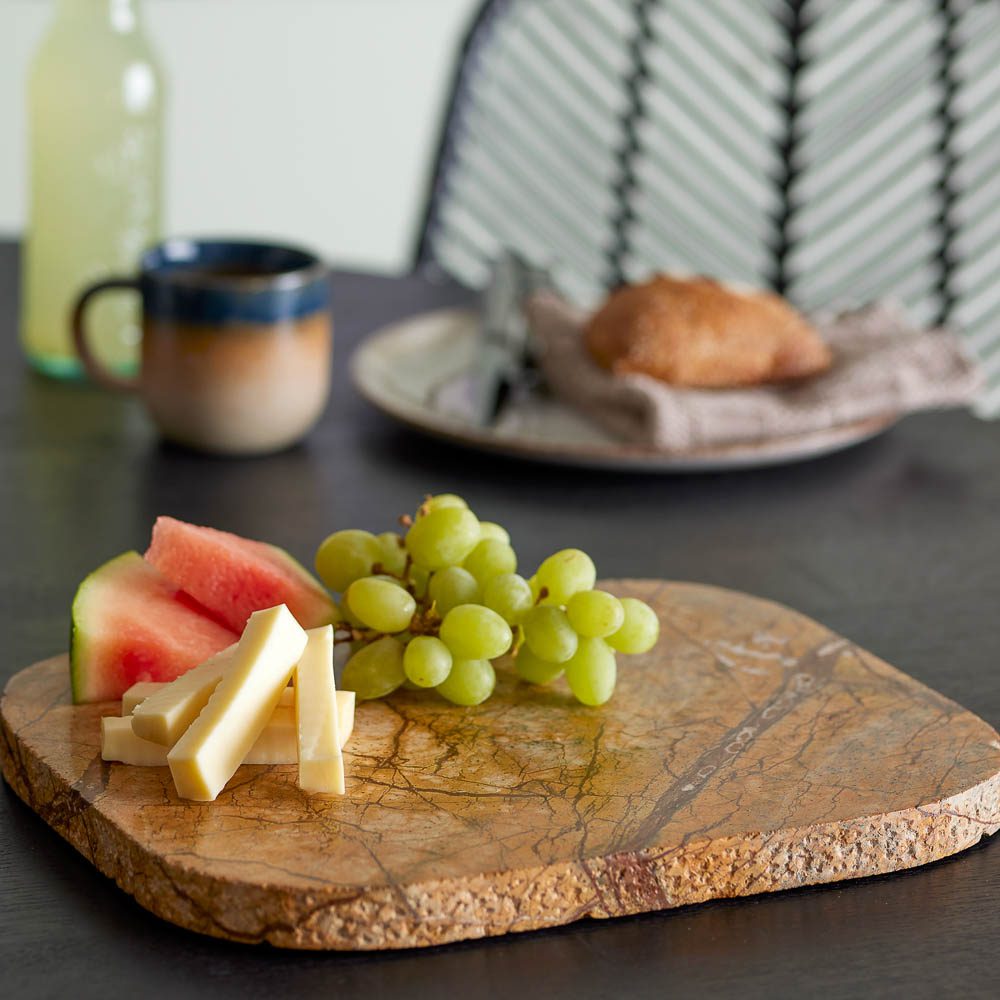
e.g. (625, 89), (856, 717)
(527, 292), (981, 452)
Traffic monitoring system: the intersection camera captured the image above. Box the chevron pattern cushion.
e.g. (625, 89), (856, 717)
(416, 0), (1000, 412)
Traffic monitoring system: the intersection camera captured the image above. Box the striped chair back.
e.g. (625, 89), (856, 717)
(414, 0), (1000, 412)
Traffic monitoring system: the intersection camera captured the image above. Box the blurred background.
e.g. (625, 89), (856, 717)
(0, 0), (478, 273)
(3, 0), (998, 422)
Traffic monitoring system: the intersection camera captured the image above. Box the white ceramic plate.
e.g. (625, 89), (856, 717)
(350, 308), (897, 472)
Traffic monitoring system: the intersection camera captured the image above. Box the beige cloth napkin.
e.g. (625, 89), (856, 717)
(527, 292), (981, 452)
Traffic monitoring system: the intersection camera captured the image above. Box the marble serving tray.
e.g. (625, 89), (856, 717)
(2, 580), (998, 950)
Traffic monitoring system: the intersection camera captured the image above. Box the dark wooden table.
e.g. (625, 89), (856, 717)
(2, 240), (998, 997)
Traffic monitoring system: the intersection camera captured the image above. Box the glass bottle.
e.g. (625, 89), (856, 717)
(22, 0), (164, 378)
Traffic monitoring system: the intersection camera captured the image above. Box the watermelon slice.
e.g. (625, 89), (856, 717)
(145, 516), (335, 633)
(71, 552), (238, 703)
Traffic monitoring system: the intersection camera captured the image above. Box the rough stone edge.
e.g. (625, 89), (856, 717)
(3, 682), (999, 951)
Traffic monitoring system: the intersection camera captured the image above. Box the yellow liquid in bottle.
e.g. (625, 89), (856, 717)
(22, 0), (164, 378)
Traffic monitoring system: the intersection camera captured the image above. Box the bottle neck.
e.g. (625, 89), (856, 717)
(54, 0), (144, 32)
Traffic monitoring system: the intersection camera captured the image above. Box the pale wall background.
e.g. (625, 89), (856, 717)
(0, 0), (478, 272)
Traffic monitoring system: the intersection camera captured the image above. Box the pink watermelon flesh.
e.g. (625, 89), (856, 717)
(144, 516), (336, 633)
(71, 551), (238, 703)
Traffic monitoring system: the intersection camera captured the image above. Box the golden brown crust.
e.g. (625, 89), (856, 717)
(584, 275), (832, 388)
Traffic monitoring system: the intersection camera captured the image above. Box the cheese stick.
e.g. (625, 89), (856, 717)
(295, 625), (345, 794)
(123, 681), (295, 716)
(131, 644), (236, 746)
(167, 605), (307, 801)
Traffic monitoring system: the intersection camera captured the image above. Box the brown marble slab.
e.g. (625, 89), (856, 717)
(2, 580), (999, 950)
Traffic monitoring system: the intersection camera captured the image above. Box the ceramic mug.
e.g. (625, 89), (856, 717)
(72, 238), (332, 455)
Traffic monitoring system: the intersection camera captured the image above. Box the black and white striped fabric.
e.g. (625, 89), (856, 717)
(414, 0), (1000, 413)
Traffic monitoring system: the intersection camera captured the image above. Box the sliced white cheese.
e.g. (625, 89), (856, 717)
(102, 694), (356, 766)
(131, 644), (237, 746)
(102, 716), (172, 766)
(105, 697), (356, 766)
(167, 605), (308, 801)
(122, 680), (295, 717)
(121, 682), (163, 716)
(243, 695), (355, 762)
(295, 625), (345, 794)
(334, 689), (355, 746)
(243, 705), (296, 765)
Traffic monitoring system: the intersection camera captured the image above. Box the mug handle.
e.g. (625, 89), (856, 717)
(71, 277), (141, 392)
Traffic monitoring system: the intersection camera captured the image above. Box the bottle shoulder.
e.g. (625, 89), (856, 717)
(29, 41), (165, 112)
(30, 17), (164, 80)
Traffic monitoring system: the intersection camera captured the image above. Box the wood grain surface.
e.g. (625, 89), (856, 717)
(2, 580), (999, 951)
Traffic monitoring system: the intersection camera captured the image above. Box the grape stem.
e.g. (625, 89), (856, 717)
(410, 610), (441, 636)
(332, 622), (378, 644)
(332, 601), (442, 649)
(369, 552), (419, 596)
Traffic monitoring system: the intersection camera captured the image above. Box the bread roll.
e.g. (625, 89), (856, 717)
(585, 275), (832, 388)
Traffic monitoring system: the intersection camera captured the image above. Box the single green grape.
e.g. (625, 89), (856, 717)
(346, 577), (416, 633)
(515, 645), (565, 685)
(375, 531), (408, 577)
(417, 493), (468, 518)
(482, 572), (534, 625)
(436, 658), (496, 706)
(564, 637), (617, 706)
(428, 566), (481, 616)
(522, 605), (578, 663)
(335, 598), (366, 630)
(566, 589), (625, 639)
(341, 636), (406, 700)
(607, 597), (660, 654)
(479, 521), (510, 545)
(403, 636), (453, 687)
(405, 506), (481, 570)
(315, 529), (380, 593)
(439, 604), (513, 660)
(463, 538), (517, 586)
(535, 548), (597, 605)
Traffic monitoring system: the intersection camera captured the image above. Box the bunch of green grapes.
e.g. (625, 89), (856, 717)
(314, 494), (658, 707)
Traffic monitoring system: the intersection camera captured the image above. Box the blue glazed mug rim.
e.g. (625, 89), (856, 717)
(140, 237), (328, 294)
(71, 235), (332, 394)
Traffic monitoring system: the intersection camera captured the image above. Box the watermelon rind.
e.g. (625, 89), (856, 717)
(69, 549), (237, 704)
(70, 551), (139, 703)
